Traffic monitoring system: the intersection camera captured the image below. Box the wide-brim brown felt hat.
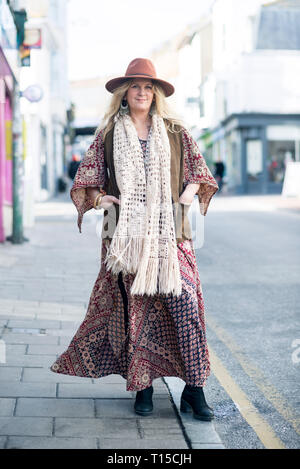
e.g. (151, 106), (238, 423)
(105, 58), (175, 97)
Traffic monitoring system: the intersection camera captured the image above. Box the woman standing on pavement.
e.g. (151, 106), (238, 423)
(50, 58), (219, 420)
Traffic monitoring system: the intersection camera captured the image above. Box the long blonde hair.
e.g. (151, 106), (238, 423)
(95, 79), (186, 140)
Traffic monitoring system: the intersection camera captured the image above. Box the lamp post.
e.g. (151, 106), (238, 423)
(6, 5), (27, 244)
(9, 77), (24, 243)
(7, 2), (43, 244)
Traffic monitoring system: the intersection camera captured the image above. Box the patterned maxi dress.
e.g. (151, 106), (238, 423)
(50, 126), (219, 391)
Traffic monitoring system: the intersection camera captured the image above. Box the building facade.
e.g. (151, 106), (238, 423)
(0, 0), (18, 242)
(19, 0), (70, 219)
(199, 0), (300, 194)
(150, 0), (300, 194)
(0, 0), (71, 242)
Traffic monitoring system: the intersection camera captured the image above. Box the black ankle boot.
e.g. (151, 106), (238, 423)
(134, 385), (154, 416)
(180, 384), (214, 421)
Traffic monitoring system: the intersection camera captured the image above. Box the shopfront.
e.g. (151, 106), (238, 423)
(211, 113), (300, 195)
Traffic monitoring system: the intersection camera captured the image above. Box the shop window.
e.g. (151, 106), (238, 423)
(267, 140), (295, 184)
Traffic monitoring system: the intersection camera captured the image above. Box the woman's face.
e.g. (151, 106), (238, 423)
(125, 78), (154, 114)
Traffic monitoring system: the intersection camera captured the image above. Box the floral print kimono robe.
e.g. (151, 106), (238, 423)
(50, 125), (219, 391)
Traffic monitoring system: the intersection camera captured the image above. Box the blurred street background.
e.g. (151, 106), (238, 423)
(0, 0), (300, 450)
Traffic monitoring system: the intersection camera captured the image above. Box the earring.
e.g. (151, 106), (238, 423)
(120, 98), (129, 115)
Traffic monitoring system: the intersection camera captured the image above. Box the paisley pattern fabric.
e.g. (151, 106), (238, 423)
(50, 238), (210, 391)
(181, 129), (218, 215)
(50, 124), (218, 391)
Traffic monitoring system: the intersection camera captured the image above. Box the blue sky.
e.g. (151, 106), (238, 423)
(67, 0), (214, 80)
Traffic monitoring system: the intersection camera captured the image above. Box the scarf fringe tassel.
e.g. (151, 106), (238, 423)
(104, 237), (182, 297)
(130, 243), (182, 297)
(104, 236), (144, 275)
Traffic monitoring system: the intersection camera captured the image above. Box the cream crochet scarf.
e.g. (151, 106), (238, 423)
(104, 112), (182, 297)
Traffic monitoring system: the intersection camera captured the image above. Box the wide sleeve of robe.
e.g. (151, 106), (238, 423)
(70, 128), (108, 233)
(181, 128), (219, 215)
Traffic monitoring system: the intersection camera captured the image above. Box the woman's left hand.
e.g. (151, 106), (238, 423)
(179, 183), (200, 205)
(179, 194), (193, 205)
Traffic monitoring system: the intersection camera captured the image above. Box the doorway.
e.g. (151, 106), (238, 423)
(246, 139), (263, 193)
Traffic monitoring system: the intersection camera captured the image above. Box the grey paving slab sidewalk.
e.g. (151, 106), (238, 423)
(0, 191), (224, 450)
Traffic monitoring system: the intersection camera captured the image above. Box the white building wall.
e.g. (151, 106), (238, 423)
(201, 0), (300, 129)
(212, 0), (263, 73)
(228, 52), (300, 115)
(19, 0), (70, 226)
(175, 34), (201, 129)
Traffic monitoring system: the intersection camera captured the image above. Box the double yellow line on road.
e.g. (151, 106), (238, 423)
(207, 315), (300, 449)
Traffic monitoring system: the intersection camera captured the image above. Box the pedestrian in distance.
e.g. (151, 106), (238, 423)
(50, 58), (219, 420)
(214, 161), (225, 193)
(68, 154), (81, 180)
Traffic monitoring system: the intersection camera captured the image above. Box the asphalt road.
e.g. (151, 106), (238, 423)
(194, 198), (300, 449)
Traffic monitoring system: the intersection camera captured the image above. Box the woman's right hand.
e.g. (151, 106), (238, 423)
(99, 195), (120, 209)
